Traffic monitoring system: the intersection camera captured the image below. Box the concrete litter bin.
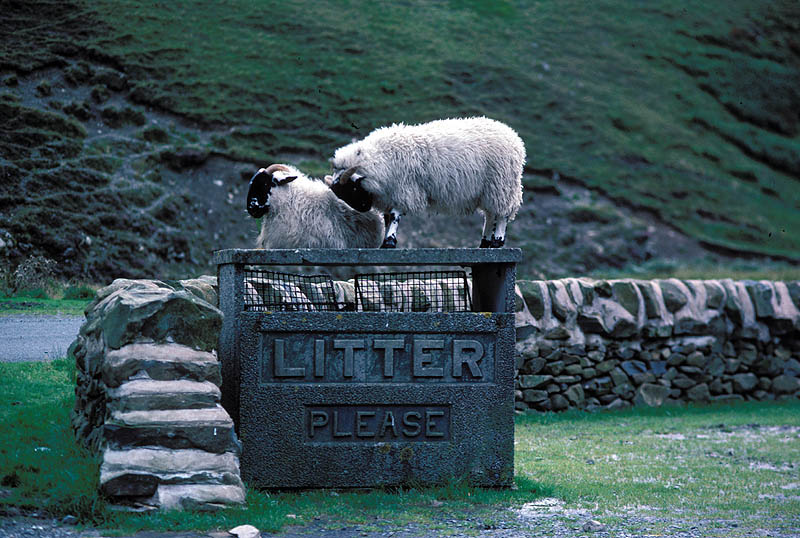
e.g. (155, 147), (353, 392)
(214, 248), (519, 488)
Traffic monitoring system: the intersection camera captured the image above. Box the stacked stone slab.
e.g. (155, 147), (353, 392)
(70, 276), (245, 511)
(513, 279), (800, 411)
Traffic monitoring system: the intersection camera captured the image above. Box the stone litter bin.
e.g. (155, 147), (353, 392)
(214, 248), (520, 488)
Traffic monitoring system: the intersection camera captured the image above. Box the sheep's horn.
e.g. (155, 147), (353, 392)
(264, 164), (291, 175)
(338, 167), (359, 184)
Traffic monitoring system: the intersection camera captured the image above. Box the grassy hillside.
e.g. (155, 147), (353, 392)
(1, 0), (798, 280)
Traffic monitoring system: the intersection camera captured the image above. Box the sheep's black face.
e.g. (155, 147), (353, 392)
(330, 172), (373, 212)
(246, 170), (272, 218)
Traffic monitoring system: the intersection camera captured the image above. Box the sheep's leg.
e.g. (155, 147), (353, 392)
(491, 217), (508, 248)
(381, 209), (402, 248)
(480, 213), (496, 248)
(480, 214), (507, 248)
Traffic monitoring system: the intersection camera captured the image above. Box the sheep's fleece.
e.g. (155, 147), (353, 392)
(331, 117), (525, 248)
(331, 117), (525, 219)
(253, 165), (384, 249)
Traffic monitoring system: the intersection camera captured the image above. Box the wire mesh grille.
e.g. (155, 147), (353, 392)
(354, 270), (472, 312)
(243, 269), (341, 311)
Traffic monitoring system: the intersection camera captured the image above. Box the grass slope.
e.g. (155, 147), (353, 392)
(83, 0), (800, 257)
(1, 0), (798, 280)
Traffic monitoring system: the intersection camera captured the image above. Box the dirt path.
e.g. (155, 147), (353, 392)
(0, 511), (595, 538)
(3, 503), (799, 538)
(0, 314), (82, 362)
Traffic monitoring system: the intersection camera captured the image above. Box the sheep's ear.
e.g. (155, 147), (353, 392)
(330, 173), (373, 213)
(274, 175), (297, 186)
(246, 170), (272, 218)
(323, 175), (334, 186)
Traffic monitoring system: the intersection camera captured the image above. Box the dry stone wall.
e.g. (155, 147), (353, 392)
(70, 276), (245, 511)
(217, 272), (800, 413)
(512, 279), (800, 412)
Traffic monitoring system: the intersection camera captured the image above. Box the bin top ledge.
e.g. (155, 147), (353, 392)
(212, 248), (522, 267)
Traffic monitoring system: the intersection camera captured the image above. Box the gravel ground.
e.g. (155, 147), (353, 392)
(0, 315), (83, 362)
(2, 504), (799, 538)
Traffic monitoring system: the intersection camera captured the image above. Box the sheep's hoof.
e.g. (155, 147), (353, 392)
(489, 237), (505, 248)
(479, 238), (491, 248)
(381, 236), (397, 248)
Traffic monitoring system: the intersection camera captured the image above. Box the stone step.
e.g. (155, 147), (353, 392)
(100, 447), (242, 497)
(153, 484), (245, 511)
(107, 379), (221, 412)
(104, 406), (237, 454)
(103, 343), (222, 388)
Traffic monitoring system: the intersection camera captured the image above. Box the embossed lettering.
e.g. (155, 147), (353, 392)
(305, 406), (450, 442)
(452, 340), (484, 378)
(378, 411), (398, 438)
(261, 333), (494, 384)
(356, 411), (376, 437)
(332, 411), (351, 437)
(274, 339), (305, 377)
(425, 410), (445, 438)
(333, 339), (365, 377)
(413, 339), (444, 377)
(314, 339), (325, 377)
(402, 411), (421, 437)
(309, 410), (328, 437)
(373, 339), (404, 377)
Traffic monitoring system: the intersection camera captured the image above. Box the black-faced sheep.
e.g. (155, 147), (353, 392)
(246, 164), (384, 249)
(328, 117), (525, 248)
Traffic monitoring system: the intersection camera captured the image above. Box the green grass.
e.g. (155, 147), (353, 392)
(0, 283), (94, 316)
(1, 359), (798, 535)
(517, 402), (800, 536)
(0, 296), (89, 316)
(589, 258), (800, 281)
(0, 359), (107, 523)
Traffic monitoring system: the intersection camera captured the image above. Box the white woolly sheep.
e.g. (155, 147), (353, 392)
(246, 163), (384, 249)
(328, 117), (525, 248)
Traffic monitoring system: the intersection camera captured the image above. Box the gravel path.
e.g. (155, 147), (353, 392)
(2, 507), (799, 538)
(0, 315), (83, 362)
